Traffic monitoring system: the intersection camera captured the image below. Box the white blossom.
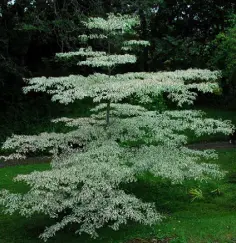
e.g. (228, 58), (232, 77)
(23, 69), (221, 105)
(83, 13), (140, 33)
(78, 54), (137, 67)
(121, 40), (150, 50)
(56, 47), (106, 59)
(78, 34), (108, 41)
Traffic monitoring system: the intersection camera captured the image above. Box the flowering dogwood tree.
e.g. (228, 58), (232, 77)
(0, 13), (233, 241)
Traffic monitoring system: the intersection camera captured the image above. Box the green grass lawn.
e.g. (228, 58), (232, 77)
(0, 149), (236, 243)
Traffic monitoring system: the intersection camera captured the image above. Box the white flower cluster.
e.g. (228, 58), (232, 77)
(83, 13), (139, 33)
(0, 101), (232, 241)
(78, 34), (108, 41)
(56, 47), (106, 59)
(51, 117), (100, 126)
(23, 69), (220, 105)
(122, 40), (150, 51)
(78, 54), (137, 67)
(0, 107), (232, 240)
(0, 13), (232, 241)
(0, 141), (160, 238)
(1, 109), (232, 161)
(123, 40), (151, 46)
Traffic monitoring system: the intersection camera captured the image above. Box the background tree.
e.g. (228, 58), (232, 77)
(210, 14), (236, 106)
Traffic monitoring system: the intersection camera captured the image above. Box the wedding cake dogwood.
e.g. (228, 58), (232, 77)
(0, 13), (232, 241)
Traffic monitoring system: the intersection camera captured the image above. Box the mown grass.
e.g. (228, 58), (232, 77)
(0, 149), (236, 243)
